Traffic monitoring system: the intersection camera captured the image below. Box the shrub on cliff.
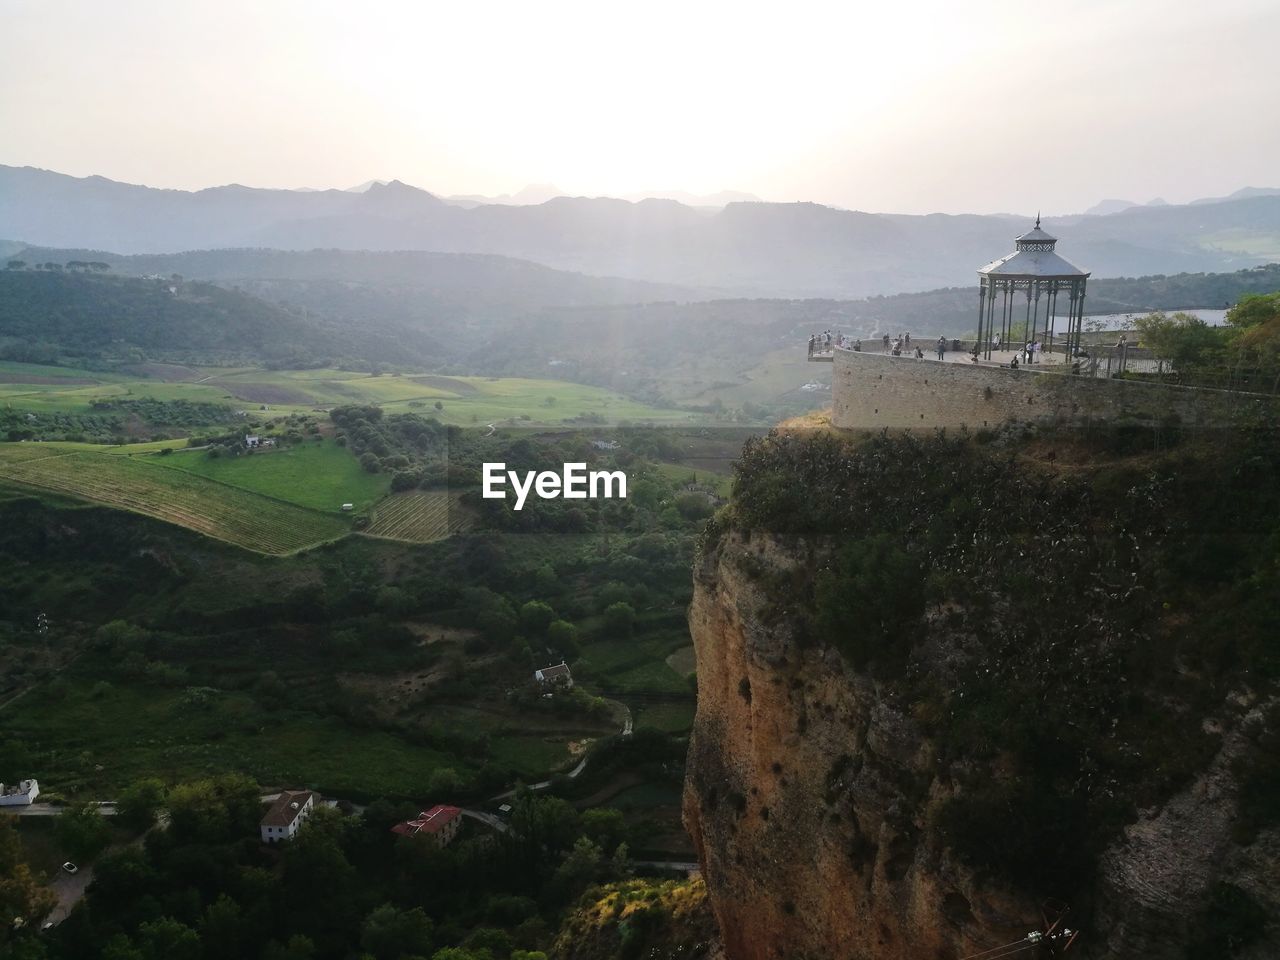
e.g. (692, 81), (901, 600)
(814, 534), (922, 669)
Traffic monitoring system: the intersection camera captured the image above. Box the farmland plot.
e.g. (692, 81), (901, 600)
(365, 490), (472, 543)
(0, 447), (348, 554)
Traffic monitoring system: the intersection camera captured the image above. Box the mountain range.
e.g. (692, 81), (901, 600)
(3, 165), (1279, 298)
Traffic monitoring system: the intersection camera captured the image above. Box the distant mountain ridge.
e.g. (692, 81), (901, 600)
(3, 165), (1279, 298)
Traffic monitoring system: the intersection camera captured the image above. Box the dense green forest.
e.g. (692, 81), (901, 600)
(0, 272), (429, 368)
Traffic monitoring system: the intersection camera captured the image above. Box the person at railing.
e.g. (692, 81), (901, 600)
(1010, 353), (1019, 370)
(936, 336), (946, 361)
(882, 333), (891, 353)
(853, 339), (862, 352)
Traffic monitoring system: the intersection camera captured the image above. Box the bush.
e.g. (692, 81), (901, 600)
(813, 534), (922, 669)
(602, 602), (635, 638)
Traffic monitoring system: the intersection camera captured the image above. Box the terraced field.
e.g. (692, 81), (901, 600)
(0, 445), (348, 554)
(365, 489), (472, 543)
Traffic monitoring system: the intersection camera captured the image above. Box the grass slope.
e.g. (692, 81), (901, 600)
(0, 444), (348, 554)
(2, 677), (456, 799)
(155, 440), (389, 512)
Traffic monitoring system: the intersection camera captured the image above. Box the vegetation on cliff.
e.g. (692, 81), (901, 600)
(713, 422), (1280, 902)
(551, 877), (717, 960)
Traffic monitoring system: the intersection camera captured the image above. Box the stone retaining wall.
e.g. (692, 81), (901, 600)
(830, 348), (1273, 430)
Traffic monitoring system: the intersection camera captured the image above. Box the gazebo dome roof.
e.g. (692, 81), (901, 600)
(1015, 224), (1058, 245)
(978, 217), (1089, 280)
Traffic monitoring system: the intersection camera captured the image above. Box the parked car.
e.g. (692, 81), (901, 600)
(61, 862), (78, 875)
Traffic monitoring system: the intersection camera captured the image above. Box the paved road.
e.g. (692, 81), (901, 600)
(460, 808), (508, 833)
(8, 802), (117, 817)
(43, 815), (165, 926)
(45, 864), (92, 926)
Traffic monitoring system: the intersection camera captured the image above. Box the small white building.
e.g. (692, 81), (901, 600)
(0, 779), (40, 806)
(259, 789), (315, 843)
(534, 661), (574, 689)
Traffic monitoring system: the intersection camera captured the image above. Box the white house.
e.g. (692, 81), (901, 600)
(0, 779), (40, 806)
(259, 790), (316, 843)
(534, 661), (573, 689)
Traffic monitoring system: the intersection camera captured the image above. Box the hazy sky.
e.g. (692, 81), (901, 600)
(3, 0), (1279, 215)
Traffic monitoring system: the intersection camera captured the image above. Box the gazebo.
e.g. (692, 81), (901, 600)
(975, 217), (1090, 361)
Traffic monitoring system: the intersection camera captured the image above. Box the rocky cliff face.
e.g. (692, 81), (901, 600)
(682, 528), (1279, 960)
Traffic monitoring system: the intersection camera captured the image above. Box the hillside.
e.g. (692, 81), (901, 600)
(684, 428), (1280, 959)
(7, 256), (1277, 421)
(8, 245), (713, 308)
(0, 270), (425, 367)
(5, 165), (1279, 297)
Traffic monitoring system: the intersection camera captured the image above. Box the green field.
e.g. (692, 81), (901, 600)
(156, 439), (389, 512)
(577, 633), (695, 696)
(0, 361), (701, 426)
(0, 444), (349, 554)
(0, 677), (458, 799)
(632, 701), (696, 733)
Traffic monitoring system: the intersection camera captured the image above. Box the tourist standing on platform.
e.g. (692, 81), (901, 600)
(853, 339), (862, 351)
(882, 333), (891, 352)
(936, 336), (946, 361)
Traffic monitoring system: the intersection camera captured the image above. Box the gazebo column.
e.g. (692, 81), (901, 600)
(986, 281), (998, 359)
(1047, 282), (1059, 355)
(1023, 286), (1033, 352)
(1076, 285), (1087, 356)
(976, 282), (987, 358)
(1001, 283), (1010, 351)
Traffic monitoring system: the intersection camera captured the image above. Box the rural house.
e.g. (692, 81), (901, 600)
(0, 779), (39, 807)
(390, 804), (463, 846)
(259, 789), (316, 843)
(534, 661), (573, 688)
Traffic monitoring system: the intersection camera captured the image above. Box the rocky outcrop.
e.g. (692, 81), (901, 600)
(682, 529), (1279, 960)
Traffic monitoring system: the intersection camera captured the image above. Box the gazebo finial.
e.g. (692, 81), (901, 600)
(1035, 210), (1041, 229)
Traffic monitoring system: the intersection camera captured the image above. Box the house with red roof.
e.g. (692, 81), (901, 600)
(390, 804), (463, 846)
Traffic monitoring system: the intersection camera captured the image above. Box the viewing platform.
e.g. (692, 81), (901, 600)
(808, 338), (1159, 380)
